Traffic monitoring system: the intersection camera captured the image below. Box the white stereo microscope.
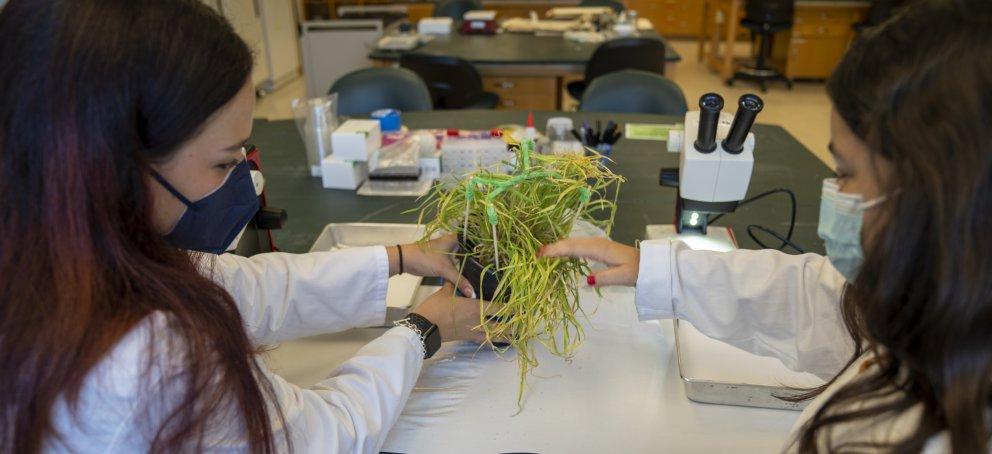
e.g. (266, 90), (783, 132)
(661, 93), (764, 234)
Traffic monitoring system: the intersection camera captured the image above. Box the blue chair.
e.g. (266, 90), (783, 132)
(579, 70), (688, 115)
(400, 53), (499, 109)
(328, 67), (433, 115)
(434, 0), (482, 19)
(580, 0), (625, 13)
(566, 37), (669, 101)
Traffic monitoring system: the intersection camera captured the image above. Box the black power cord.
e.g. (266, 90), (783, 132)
(708, 188), (807, 253)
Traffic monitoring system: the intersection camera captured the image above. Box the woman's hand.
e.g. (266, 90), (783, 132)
(539, 237), (640, 287)
(412, 283), (487, 343)
(389, 235), (476, 298)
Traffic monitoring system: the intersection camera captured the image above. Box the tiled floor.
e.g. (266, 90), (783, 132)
(253, 39), (834, 166)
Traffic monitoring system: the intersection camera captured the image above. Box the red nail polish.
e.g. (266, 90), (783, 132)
(538, 246), (546, 256)
(586, 275), (596, 286)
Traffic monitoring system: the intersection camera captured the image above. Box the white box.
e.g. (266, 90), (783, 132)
(320, 156), (368, 190)
(418, 17), (453, 35)
(419, 150), (442, 180)
(331, 119), (381, 162)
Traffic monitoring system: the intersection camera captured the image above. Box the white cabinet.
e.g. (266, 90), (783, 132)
(301, 21), (384, 98)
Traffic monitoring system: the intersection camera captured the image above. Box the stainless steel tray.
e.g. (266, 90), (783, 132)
(310, 223), (430, 325)
(647, 224), (823, 411)
(674, 320), (812, 410)
(309, 222), (426, 252)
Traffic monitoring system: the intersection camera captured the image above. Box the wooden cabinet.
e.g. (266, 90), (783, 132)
(482, 76), (559, 110)
(406, 3), (434, 22)
(628, 0), (705, 38)
(784, 5), (864, 79)
(785, 37), (850, 79)
(701, 0), (867, 81)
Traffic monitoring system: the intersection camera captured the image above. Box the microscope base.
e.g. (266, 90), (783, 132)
(645, 224), (736, 252)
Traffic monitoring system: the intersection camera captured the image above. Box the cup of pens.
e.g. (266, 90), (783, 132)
(572, 120), (622, 165)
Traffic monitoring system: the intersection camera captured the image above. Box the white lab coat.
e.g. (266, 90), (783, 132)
(48, 246), (422, 453)
(635, 239), (953, 452)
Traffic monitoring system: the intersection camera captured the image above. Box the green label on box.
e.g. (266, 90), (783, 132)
(625, 123), (682, 141)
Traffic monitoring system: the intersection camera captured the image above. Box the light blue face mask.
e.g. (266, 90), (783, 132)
(817, 178), (886, 281)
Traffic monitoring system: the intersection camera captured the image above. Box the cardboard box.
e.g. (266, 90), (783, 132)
(331, 119), (381, 162)
(320, 156), (368, 190)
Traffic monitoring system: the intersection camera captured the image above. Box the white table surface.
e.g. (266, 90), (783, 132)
(264, 284), (802, 453)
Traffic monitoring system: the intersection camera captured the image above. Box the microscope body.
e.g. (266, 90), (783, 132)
(662, 93), (763, 234)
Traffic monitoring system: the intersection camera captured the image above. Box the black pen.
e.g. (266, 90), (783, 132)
(610, 129), (622, 145)
(571, 128), (584, 144)
(603, 121), (614, 144)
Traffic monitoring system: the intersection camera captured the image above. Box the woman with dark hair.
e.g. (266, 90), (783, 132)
(542, 0), (992, 451)
(0, 1), (486, 452)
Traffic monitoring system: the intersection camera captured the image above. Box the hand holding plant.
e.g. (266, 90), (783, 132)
(394, 235), (478, 298)
(416, 137), (624, 405)
(538, 237), (640, 287)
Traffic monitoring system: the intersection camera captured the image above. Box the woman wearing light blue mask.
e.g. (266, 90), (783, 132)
(540, 0), (992, 451)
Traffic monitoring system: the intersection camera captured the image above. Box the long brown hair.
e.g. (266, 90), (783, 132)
(794, 0), (992, 451)
(0, 1), (284, 452)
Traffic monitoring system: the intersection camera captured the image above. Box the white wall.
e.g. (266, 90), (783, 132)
(258, 1), (302, 88)
(219, 0), (271, 89)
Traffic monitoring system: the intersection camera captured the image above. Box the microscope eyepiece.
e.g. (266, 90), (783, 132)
(722, 94), (763, 154)
(694, 93), (723, 153)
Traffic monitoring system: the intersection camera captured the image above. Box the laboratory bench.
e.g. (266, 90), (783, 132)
(306, 0), (869, 84)
(304, 0), (584, 23)
(368, 32), (682, 111)
(251, 110), (830, 254)
(304, 0), (709, 39)
(251, 110), (835, 452)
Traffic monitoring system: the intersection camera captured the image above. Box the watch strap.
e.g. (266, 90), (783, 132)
(394, 312), (441, 359)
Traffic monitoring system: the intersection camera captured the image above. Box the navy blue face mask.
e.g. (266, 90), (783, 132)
(152, 158), (259, 254)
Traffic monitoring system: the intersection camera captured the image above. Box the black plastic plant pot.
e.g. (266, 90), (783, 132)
(456, 239), (509, 303)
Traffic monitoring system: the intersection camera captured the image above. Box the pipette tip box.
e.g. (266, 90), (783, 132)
(332, 119), (382, 162)
(321, 155), (368, 190)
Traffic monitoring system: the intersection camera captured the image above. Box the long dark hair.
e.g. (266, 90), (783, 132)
(0, 1), (284, 452)
(794, 0), (992, 451)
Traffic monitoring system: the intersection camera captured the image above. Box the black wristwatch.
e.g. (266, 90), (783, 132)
(394, 312), (442, 359)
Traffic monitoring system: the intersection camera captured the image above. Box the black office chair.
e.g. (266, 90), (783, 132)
(579, 0), (625, 13)
(853, 0), (905, 32)
(566, 37), (668, 101)
(399, 53), (499, 109)
(329, 67), (433, 115)
(433, 0), (482, 20)
(579, 70), (688, 115)
(729, 0), (795, 92)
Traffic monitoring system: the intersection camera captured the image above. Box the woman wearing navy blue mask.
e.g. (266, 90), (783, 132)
(0, 1), (485, 452)
(543, 0), (992, 451)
